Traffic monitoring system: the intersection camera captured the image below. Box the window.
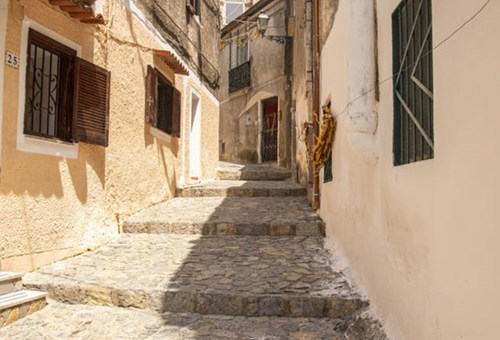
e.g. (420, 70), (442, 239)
(24, 29), (111, 146)
(225, 0), (244, 25)
(228, 33), (251, 93)
(392, 0), (434, 166)
(324, 151), (333, 183)
(187, 0), (200, 16)
(145, 66), (181, 137)
(230, 37), (248, 70)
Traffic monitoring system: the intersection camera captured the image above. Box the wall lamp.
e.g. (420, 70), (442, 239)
(257, 11), (291, 44)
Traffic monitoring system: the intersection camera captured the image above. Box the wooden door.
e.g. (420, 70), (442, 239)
(261, 97), (278, 163)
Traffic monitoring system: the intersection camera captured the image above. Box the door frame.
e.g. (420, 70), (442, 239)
(258, 96), (280, 164)
(189, 88), (202, 180)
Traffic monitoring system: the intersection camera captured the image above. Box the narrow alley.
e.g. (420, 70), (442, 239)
(0, 163), (386, 339)
(1, 0), (499, 338)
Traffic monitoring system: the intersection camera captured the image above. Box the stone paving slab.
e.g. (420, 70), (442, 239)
(123, 197), (325, 236)
(217, 162), (291, 181)
(23, 234), (366, 318)
(177, 180), (307, 198)
(0, 302), (388, 339)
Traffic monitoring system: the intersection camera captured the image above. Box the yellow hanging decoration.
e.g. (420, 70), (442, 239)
(310, 101), (337, 174)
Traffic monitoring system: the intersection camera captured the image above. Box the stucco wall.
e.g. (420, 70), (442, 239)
(218, 0), (290, 166)
(0, 0), (218, 271)
(291, 0), (311, 184)
(319, 0), (500, 339)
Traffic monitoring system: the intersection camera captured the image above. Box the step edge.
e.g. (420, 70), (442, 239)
(0, 290), (47, 311)
(0, 272), (24, 282)
(24, 281), (365, 302)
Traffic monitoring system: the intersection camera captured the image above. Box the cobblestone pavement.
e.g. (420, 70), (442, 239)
(0, 302), (387, 340)
(177, 180), (306, 197)
(3, 162), (388, 338)
(123, 197), (325, 236)
(24, 234), (365, 318)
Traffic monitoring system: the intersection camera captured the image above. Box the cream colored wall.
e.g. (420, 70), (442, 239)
(0, 0), (219, 271)
(319, 0), (500, 339)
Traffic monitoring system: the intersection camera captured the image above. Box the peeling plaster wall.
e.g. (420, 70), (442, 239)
(291, 0), (312, 185)
(0, 0), (219, 271)
(319, 0), (500, 339)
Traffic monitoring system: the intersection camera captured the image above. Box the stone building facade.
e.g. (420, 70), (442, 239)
(218, 0), (292, 166)
(0, 0), (219, 271)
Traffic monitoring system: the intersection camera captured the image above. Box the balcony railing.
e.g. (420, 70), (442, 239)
(229, 61), (251, 93)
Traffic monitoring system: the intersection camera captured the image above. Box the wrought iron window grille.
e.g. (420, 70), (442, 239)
(229, 60), (251, 93)
(392, 0), (434, 166)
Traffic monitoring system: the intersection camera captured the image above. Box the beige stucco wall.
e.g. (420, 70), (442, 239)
(318, 1), (500, 339)
(0, 0), (218, 272)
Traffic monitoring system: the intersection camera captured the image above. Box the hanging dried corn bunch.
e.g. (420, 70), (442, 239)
(311, 101), (337, 174)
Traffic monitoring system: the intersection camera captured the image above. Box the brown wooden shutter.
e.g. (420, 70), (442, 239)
(171, 88), (181, 137)
(146, 66), (158, 127)
(73, 57), (111, 146)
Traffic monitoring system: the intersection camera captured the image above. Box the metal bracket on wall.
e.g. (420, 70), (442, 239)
(264, 36), (292, 44)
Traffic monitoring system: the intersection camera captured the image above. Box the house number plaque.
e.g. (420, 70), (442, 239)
(5, 51), (20, 69)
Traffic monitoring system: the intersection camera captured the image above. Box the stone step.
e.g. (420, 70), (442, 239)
(0, 290), (47, 328)
(177, 180), (307, 198)
(0, 302), (388, 339)
(123, 197), (324, 236)
(0, 272), (23, 296)
(23, 234), (367, 319)
(217, 162), (291, 181)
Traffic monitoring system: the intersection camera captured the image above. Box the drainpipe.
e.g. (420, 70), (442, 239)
(311, 0), (320, 210)
(284, 0), (295, 179)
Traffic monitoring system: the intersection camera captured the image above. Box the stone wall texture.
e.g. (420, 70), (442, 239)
(218, 0), (290, 166)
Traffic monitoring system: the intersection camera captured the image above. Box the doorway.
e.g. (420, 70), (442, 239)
(190, 91), (201, 180)
(261, 96), (278, 163)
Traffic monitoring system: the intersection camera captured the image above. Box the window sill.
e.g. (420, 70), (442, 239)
(149, 126), (178, 143)
(17, 134), (78, 159)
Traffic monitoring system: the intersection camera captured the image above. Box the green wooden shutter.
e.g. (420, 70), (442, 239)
(392, 0), (434, 165)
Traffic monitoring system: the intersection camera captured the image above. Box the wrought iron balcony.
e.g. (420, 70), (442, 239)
(229, 61), (251, 93)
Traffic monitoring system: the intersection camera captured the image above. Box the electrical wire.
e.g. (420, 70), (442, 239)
(334, 0), (492, 118)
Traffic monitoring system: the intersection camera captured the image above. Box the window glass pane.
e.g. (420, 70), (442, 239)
(26, 45), (60, 137)
(226, 3), (243, 23)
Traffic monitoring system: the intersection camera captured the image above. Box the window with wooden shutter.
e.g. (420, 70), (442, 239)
(171, 88), (181, 137)
(73, 57), (111, 147)
(24, 29), (111, 147)
(392, 0), (434, 166)
(146, 66), (181, 138)
(145, 65), (158, 127)
(24, 29), (76, 142)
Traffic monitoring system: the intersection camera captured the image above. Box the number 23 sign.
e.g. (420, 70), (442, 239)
(5, 51), (20, 69)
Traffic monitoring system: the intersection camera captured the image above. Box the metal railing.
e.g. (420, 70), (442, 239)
(229, 61), (251, 93)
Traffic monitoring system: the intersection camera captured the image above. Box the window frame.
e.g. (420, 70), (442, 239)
(229, 32), (249, 70)
(146, 66), (181, 138)
(392, 0), (434, 166)
(24, 29), (77, 143)
(224, 0), (245, 25)
(17, 20), (82, 159)
(19, 22), (110, 157)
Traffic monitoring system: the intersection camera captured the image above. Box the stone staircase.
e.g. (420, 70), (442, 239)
(0, 272), (47, 328)
(0, 163), (387, 339)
